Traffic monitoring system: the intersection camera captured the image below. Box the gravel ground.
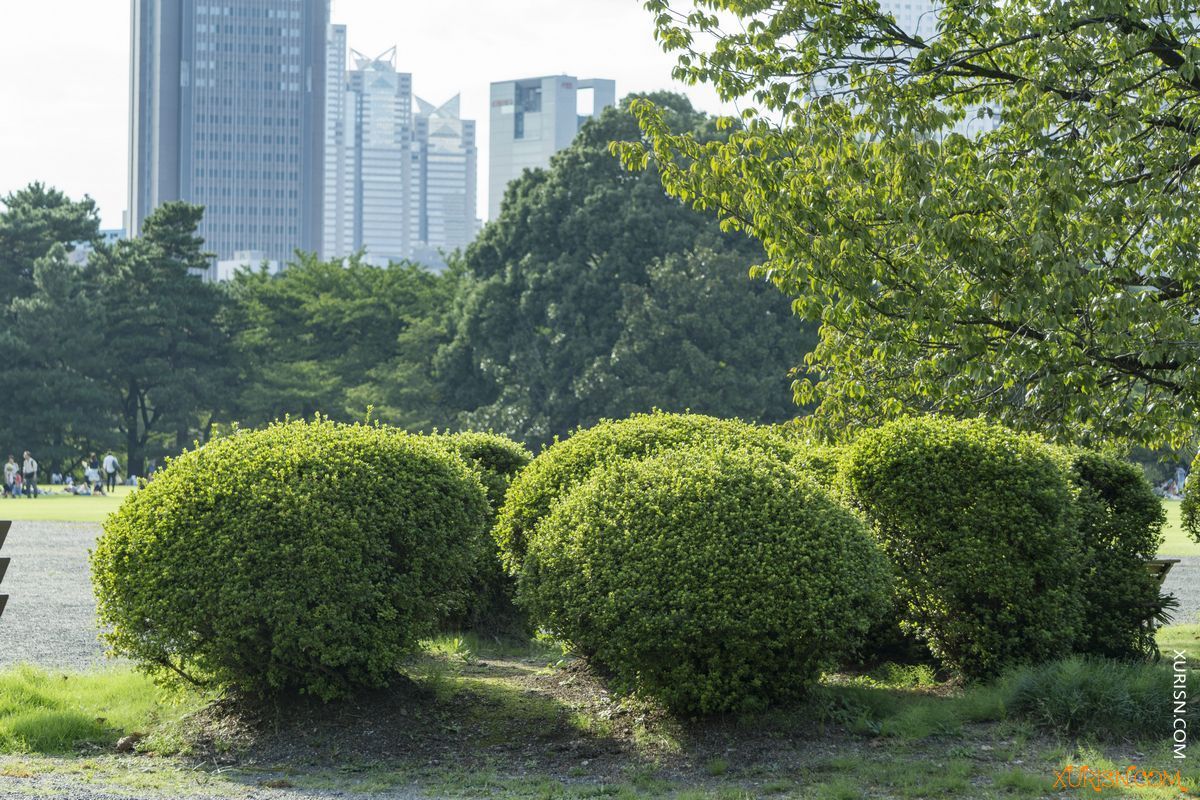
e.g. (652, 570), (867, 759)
(1164, 557), (1200, 626)
(0, 521), (114, 670)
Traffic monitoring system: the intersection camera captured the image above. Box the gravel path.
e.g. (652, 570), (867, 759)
(1164, 557), (1200, 626)
(0, 521), (114, 670)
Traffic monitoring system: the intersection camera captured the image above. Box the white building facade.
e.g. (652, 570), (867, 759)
(487, 75), (615, 220)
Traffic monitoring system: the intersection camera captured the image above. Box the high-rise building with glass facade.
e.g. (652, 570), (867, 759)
(413, 95), (478, 268)
(127, 0), (328, 270)
(488, 75), (615, 220)
(322, 37), (478, 269)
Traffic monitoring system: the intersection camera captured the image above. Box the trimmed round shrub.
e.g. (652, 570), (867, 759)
(433, 431), (532, 515)
(91, 419), (490, 700)
(495, 411), (798, 573)
(839, 416), (1085, 679)
(431, 431), (533, 633)
(519, 446), (891, 715)
(1058, 450), (1166, 659)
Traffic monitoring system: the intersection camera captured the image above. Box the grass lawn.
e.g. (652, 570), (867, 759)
(0, 630), (1196, 799)
(0, 486), (131, 524)
(1160, 499), (1200, 556)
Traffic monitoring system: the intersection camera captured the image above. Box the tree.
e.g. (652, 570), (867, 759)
(86, 203), (237, 476)
(0, 183), (99, 305)
(0, 245), (113, 473)
(227, 254), (458, 432)
(439, 93), (810, 446)
(575, 246), (815, 423)
(620, 1), (1200, 450)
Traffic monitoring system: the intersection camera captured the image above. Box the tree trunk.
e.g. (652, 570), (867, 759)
(125, 410), (145, 479)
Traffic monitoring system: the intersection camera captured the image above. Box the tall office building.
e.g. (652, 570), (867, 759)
(322, 36), (478, 269)
(488, 75), (615, 220)
(413, 95), (479, 268)
(324, 46), (420, 265)
(128, 0), (328, 270)
(322, 23), (354, 260)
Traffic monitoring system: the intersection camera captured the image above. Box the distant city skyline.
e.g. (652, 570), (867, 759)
(0, 1), (730, 232)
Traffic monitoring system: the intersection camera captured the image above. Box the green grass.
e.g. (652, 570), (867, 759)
(0, 664), (204, 755)
(0, 485), (132, 523)
(1160, 499), (1200, 556)
(1, 630), (1197, 797)
(1157, 622), (1200, 655)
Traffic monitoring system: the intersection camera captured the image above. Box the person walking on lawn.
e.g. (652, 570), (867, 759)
(22, 451), (38, 498)
(103, 451), (120, 493)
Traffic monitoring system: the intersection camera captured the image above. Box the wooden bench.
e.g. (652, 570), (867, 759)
(1146, 557), (1181, 586)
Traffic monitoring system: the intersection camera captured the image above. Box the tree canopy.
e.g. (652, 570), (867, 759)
(619, 1), (1200, 450)
(227, 254), (458, 432)
(442, 93), (813, 445)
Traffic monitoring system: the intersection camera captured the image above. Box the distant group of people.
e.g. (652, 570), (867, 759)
(1159, 465), (1190, 500)
(2, 450), (122, 498)
(2, 452), (41, 498)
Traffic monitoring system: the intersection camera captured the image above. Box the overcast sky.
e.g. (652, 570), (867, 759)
(0, 0), (727, 229)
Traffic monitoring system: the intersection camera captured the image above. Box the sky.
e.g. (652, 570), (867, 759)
(0, 0), (728, 229)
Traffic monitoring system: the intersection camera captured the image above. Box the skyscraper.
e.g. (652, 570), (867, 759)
(322, 37), (478, 269)
(127, 0), (328, 269)
(488, 75), (615, 220)
(413, 95), (479, 268)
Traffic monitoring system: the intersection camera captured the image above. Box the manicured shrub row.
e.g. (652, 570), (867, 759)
(837, 417), (1168, 678)
(519, 446), (890, 714)
(92, 409), (1168, 716)
(92, 419), (492, 700)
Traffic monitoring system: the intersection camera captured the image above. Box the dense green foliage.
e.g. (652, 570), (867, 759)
(494, 411), (797, 573)
(439, 94), (815, 446)
(0, 183), (99, 306)
(520, 446), (891, 714)
(1184, 471), (1200, 543)
(434, 431), (532, 515)
(1058, 450), (1166, 658)
(620, 1), (1200, 450)
(840, 417), (1085, 678)
(86, 204), (238, 475)
(90, 419), (490, 700)
(432, 431), (533, 633)
(0, 199), (237, 476)
(226, 255), (459, 433)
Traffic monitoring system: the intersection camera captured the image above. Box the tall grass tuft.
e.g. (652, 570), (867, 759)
(1003, 656), (1196, 741)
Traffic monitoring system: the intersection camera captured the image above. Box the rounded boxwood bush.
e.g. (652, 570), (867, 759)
(91, 419), (490, 700)
(431, 431), (532, 633)
(433, 431), (532, 515)
(839, 416), (1085, 679)
(1058, 450), (1166, 659)
(519, 446), (891, 715)
(495, 411), (798, 574)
